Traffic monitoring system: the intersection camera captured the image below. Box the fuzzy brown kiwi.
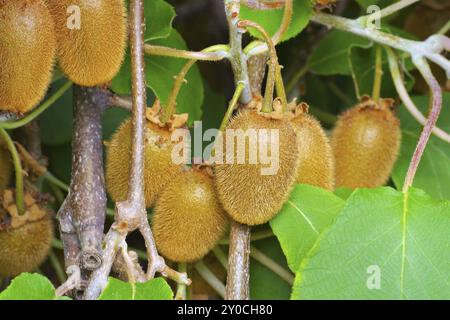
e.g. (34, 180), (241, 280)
(291, 111), (335, 190)
(152, 167), (229, 263)
(331, 97), (401, 188)
(0, 191), (54, 278)
(215, 110), (300, 226)
(106, 118), (183, 208)
(0, 0), (56, 113)
(46, 0), (127, 86)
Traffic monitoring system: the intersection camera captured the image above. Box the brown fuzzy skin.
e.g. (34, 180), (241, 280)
(152, 168), (229, 263)
(331, 100), (401, 188)
(291, 114), (335, 190)
(0, 0), (56, 113)
(106, 118), (183, 208)
(0, 147), (12, 192)
(46, 0), (126, 86)
(215, 111), (300, 226)
(0, 217), (53, 277)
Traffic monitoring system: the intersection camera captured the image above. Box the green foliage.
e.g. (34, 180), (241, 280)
(0, 273), (61, 300)
(290, 187), (450, 299)
(392, 93), (450, 200)
(99, 277), (173, 300)
(240, 0), (312, 42)
(250, 237), (292, 300)
(307, 30), (372, 75)
(270, 184), (345, 272)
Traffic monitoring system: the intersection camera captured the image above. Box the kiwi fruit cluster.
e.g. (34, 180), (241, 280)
(0, 190), (53, 277)
(331, 97), (401, 188)
(0, 0), (56, 113)
(107, 106), (228, 262)
(0, 0), (127, 114)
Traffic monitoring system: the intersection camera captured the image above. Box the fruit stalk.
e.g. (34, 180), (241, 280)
(0, 128), (24, 214)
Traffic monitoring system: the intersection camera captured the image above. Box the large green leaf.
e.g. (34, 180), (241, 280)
(240, 0), (312, 42)
(292, 187), (450, 299)
(111, 29), (204, 124)
(99, 277), (173, 300)
(270, 184), (345, 272)
(307, 30), (372, 75)
(0, 273), (56, 300)
(392, 93), (450, 200)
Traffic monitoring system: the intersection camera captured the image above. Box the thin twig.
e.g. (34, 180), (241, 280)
(195, 261), (226, 299)
(365, 0), (419, 24)
(386, 47), (450, 143)
(250, 246), (294, 285)
(272, 0), (293, 44)
(212, 246), (229, 270)
(110, 94), (133, 111)
(145, 44), (230, 61)
(403, 57), (443, 191)
(310, 12), (450, 75)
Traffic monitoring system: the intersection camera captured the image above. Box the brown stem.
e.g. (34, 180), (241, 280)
(57, 86), (109, 271)
(225, 220), (251, 300)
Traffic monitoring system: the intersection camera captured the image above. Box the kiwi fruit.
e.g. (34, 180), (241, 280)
(331, 97), (401, 188)
(46, 0), (127, 86)
(152, 167), (228, 262)
(291, 111), (335, 190)
(0, 190), (54, 278)
(215, 109), (300, 226)
(0, 217), (53, 277)
(0, 0), (56, 113)
(106, 118), (183, 208)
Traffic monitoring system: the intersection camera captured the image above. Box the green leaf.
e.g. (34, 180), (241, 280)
(250, 237), (292, 300)
(0, 273), (56, 300)
(392, 93), (450, 200)
(111, 29), (204, 124)
(292, 187), (450, 299)
(270, 184), (345, 272)
(144, 0), (175, 41)
(240, 0), (312, 42)
(99, 277), (173, 300)
(307, 30), (372, 75)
